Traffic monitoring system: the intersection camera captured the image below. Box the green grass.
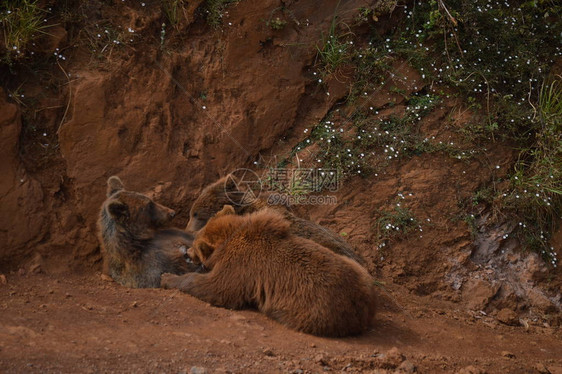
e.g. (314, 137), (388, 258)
(162, 0), (188, 27)
(392, 0), (561, 140)
(314, 9), (354, 77)
(280, 92), (461, 178)
(500, 77), (562, 264)
(300, 0), (560, 262)
(266, 17), (287, 31)
(82, 23), (131, 61)
(1, 0), (49, 62)
(375, 204), (419, 241)
(202, 0), (239, 28)
(373, 0), (562, 264)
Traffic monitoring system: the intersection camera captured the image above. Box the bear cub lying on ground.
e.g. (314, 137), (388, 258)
(185, 174), (365, 265)
(98, 176), (196, 288)
(163, 205), (376, 337)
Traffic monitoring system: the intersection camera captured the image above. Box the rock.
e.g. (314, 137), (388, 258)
(463, 279), (499, 310)
(496, 308), (519, 326)
(190, 367), (207, 374)
(494, 283), (520, 311)
(0, 274), (6, 285)
(457, 365), (486, 374)
(100, 274), (113, 282)
(522, 254), (548, 282)
(29, 262), (42, 274)
(384, 347), (406, 367)
(314, 354), (328, 366)
(545, 314), (562, 328)
(262, 348), (275, 357)
(534, 363), (551, 374)
(546, 366), (562, 374)
(527, 290), (557, 314)
(501, 351), (515, 359)
(398, 360), (416, 373)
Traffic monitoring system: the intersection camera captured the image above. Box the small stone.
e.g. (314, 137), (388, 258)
(29, 263), (41, 274)
(130, 301), (138, 308)
(496, 308), (519, 326)
(65, 293), (72, 298)
(190, 367), (207, 374)
(0, 274), (7, 285)
(385, 347), (405, 367)
(463, 279), (499, 310)
(310, 343), (316, 348)
(398, 360), (416, 373)
(263, 348), (275, 357)
(501, 351), (515, 358)
(314, 354), (327, 365)
(456, 365), (486, 374)
(101, 274), (113, 282)
(527, 290), (556, 314)
(534, 363), (551, 374)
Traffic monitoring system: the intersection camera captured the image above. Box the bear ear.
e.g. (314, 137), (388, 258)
(107, 201), (129, 222)
(107, 176), (124, 197)
(196, 240), (215, 261)
(216, 205), (235, 217)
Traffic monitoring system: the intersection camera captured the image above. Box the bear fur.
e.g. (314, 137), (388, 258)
(98, 176), (196, 288)
(185, 174), (365, 265)
(163, 205), (376, 337)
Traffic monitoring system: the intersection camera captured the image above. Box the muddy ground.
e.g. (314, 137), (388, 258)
(1, 273), (561, 374)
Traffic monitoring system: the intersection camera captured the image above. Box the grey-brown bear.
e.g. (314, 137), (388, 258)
(185, 174), (364, 265)
(98, 176), (195, 288)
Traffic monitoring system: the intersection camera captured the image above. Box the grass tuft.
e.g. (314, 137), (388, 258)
(202, 0), (239, 28)
(1, 0), (49, 62)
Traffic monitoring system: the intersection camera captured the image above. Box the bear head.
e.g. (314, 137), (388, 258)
(187, 204), (236, 266)
(185, 174), (249, 233)
(103, 176), (176, 239)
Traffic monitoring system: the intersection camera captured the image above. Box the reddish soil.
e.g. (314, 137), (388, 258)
(0, 0), (560, 372)
(1, 273), (560, 374)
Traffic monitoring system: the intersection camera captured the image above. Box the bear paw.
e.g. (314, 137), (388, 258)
(160, 273), (181, 289)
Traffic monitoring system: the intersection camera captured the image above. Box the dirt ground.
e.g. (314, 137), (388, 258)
(1, 272), (560, 374)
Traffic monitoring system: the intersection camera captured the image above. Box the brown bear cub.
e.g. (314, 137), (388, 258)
(98, 176), (196, 288)
(163, 205), (376, 337)
(185, 174), (365, 265)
